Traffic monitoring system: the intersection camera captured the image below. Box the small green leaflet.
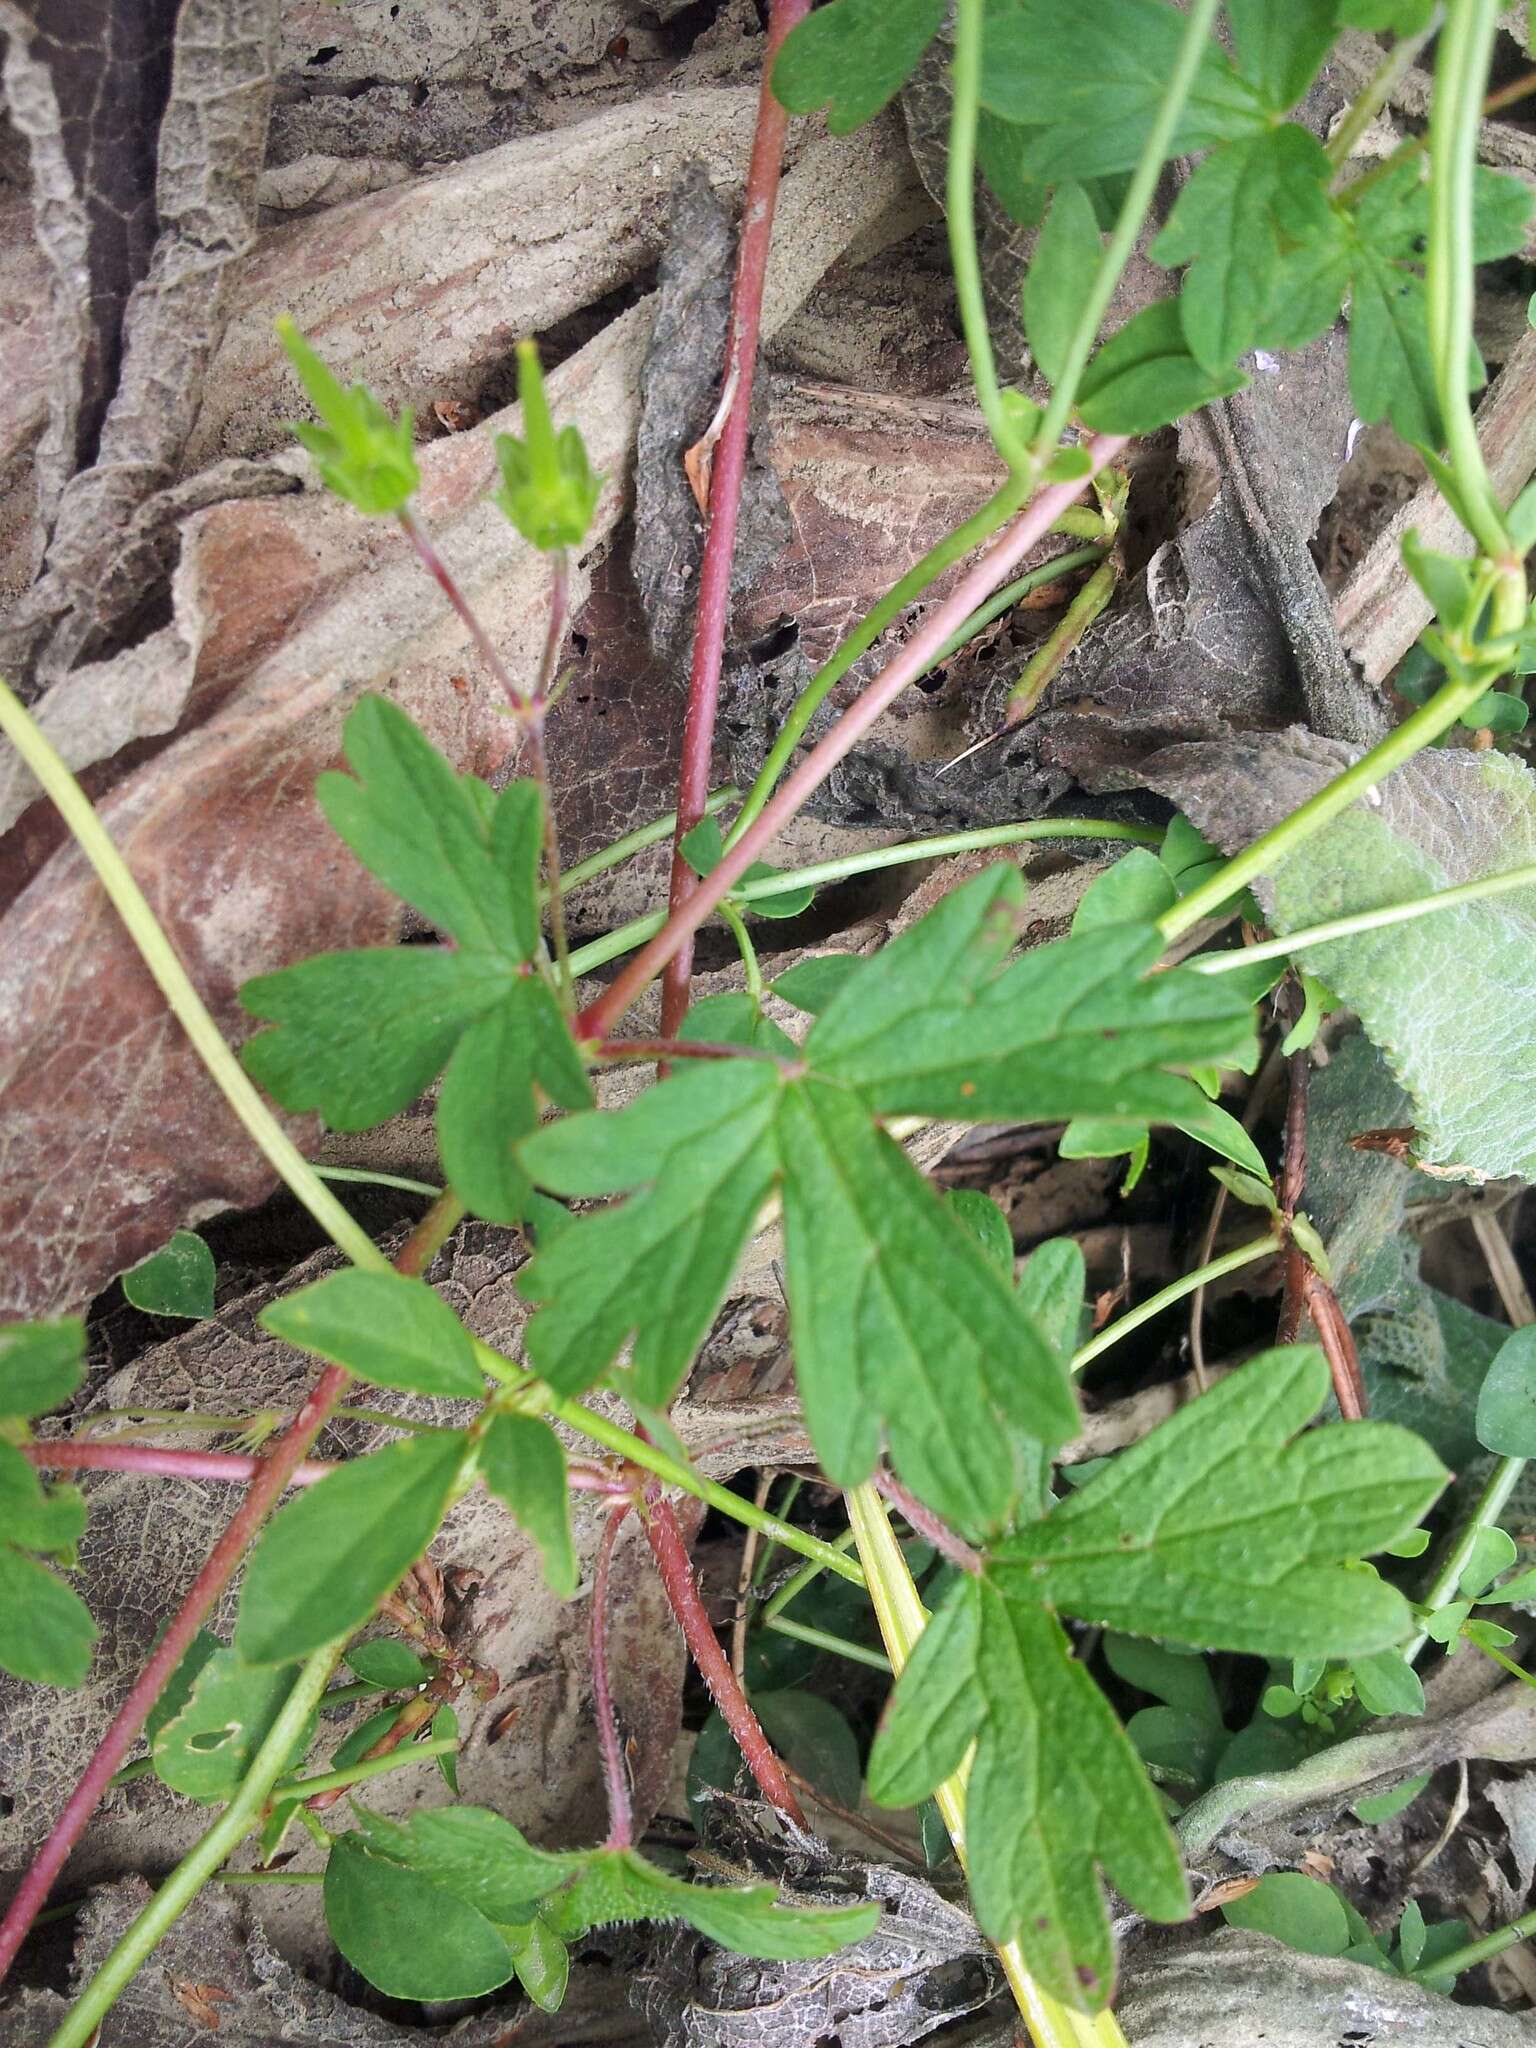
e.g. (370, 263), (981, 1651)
(771, 0), (944, 134)
(346, 1637), (431, 1689)
(1152, 126), (1335, 374)
(1022, 182), (1101, 387)
(1077, 301), (1248, 436)
(993, 1348), (1445, 1655)
(982, 0), (1266, 182)
(0, 1316), (84, 1417)
(492, 340), (601, 554)
(479, 1412), (578, 1597)
(151, 1646), (312, 1803)
(121, 1232), (216, 1319)
(680, 817), (814, 920)
(868, 1348), (1445, 2003)
(240, 697), (591, 1223)
(260, 1269), (485, 1399)
(236, 1430), (469, 1664)
(946, 1189), (1015, 1279)
(1225, 0), (1338, 114)
(1476, 1326), (1536, 1456)
(0, 1440), (95, 1687)
(867, 1577), (1185, 2005)
(325, 1802), (877, 2004)
(278, 320), (419, 517)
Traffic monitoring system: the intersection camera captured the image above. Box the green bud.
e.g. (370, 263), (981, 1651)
(492, 340), (601, 552)
(277, 317), (419, 517)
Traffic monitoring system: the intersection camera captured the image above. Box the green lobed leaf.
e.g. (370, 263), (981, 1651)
(1476, 1326), (1536, 1455)
(867, 1576), (1187, 2004)
(1226, 0), (1338, 112)
(1152, 126), (1336, 373)
(278, 319), (419, 517)
(1023, 182), (1101, 387)
(0, 1317), (85, 1417)
(145, 1630), (220, 1746)
(492, 341), (601, 553)
(479, 1413), (578, 1598)
(0, 1546), (96, 1688)
(354, 1801), (576, 1920)
(121, 1233), (215, 1319)
(0, 1443), (86, 1557)
(259, 1269), (485, 1398)
(237, 1430), (469, 1664)
(517, 1059), (782, 1402)
(1077, 300), (1249, 436)
(779, 1078), (1076, 1529)
(982, 0), (1266, 181)
(152, 1648), (311, 1804)
(543, 1846), (879, 1959)
(993, 1348), (1446, 1656)
(770, 0), (945, 134)
(1016, 1238), (1086, 1365)
(325, 1834), (517, 2000)
(1072, 848), (1176, 931)
(1348, 250), (1443, 450)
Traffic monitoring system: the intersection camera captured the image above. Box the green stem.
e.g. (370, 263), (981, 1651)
(1157, 673), (1501, 942)
(1406, 1454), (1525, 1663)
(50, 1646), (343, 2048)
(1186, 859), (1536, 974)
(1473, 1637), (1536, 1695)
(560, 787), (739, 895)
(724, 480), (1027, 846)
(1029, 0), (1223, 455)
(760, 1527), (861, 1622)
(1005, 555), (1119, 724)
(1327, 8), (1443, 172)
(949, 0), (1028, 470)
(0, 678), (388, 1274)
(1068, 1235), (1279, 1376)
(719, 900), (764, 1004)
(1427, 0), (1508, 558)
(274, 1734), (456, 1802)
(762, 1613), (892, 1672)
(315, 1165), (444, 1198)
(567, 818), (1162, 978)
(1408, 1894), (1536, 1983)
(548, 1398), (866, 1586)
(935, 544), (1108, 665)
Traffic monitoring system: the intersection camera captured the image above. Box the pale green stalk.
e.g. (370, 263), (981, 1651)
(315, 1164), (444, 1197)
(719, 899), (763, 1005)
(274, 1733), (457, 1801)
(51, 1646), (343, 2048)
(1408, 1895), (1536, 1984)
(1327, 8), (1443, 171)
(1186, 860), (1536, 974)
(1068, 1236), (1278, 1376)
(949, 0), (1028, 469)
(935, 544), (1108, 664)
(762, 1613), (891, 1673)
(0, 678), (388, 1274)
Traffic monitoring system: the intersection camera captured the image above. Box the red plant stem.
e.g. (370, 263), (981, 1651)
(1304, 1266), (1368, 1420)
(592, 1501), (634, 1849)
(398, 508), (529, 713)
(23, 1443), (335, 1488)
(594, 1035), (789, 1066)
(1276, 1040), (1310, 1347)
(0, 1362), (351, 1983)
(871, 1469), (982, 1576)
(641, 1485), (805, 1825)
(578, 434), (1130, 1042)
(657, 0), (811, 1039)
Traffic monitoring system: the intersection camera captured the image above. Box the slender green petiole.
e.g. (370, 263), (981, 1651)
(1405, 1454), (1525, 1664)
(935, 544), (1108, 666)
(1068, 1236), (1279, 1377)
(719, 900), (764, 1005)
(273, 1734), (456, 1803)
(1186, 860), (1536, 975)
(315, 1165), (444, 1198)
(762, 1613), (891, 1673)
(52, 1646), (344, 2048)
(948, 0), (1029, 472)
(560, 787), (739, 895)
(760, 1527), (861, 1622)
(1407, 1893), (1536, 1985)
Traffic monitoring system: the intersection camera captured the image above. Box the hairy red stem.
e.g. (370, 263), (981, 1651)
(23, 1443), (335, 1487)
(592, 1501), (634, 1849)
(642, 1486), (805, 1825)
(872, 1468), (983, 1576)
(578, 435), (1130, 1042)
(0, 1363), (351, 1981)
(658, 0), (811, 1038)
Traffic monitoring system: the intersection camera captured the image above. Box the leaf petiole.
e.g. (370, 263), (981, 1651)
(1068, 1235), (1279, 1377)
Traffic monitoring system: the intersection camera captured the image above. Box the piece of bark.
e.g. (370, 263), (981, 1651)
(0, 0), (281, 690)
(0, 115), (918, 1322)
(1336, 326), (1536, 686)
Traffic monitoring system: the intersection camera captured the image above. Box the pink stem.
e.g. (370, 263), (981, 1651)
(592, 1501), (634, 1849)
(23, 1443), (336, 1487)
(658, 0), (812, 1039)
(0, 1362), (351, 1985)
(872, 1468), (983, 1576)
(642, 1485), (805, 1825)
(578, 434), (1130, 1042)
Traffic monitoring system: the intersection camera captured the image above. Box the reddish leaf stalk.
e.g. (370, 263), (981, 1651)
(23, 1443), (336, 1488)
(1274, 1021), (1366, 1417)
(594, 1035), (793, 1067)
(641, 1485), (806, 1826)
(578, 434), (1130, 1043)
(592, 1501), (634, 1849)
(658, 0), (811, 1038)
(0, 1363), (351, 1983)
(872, 1469), (983, 1576)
